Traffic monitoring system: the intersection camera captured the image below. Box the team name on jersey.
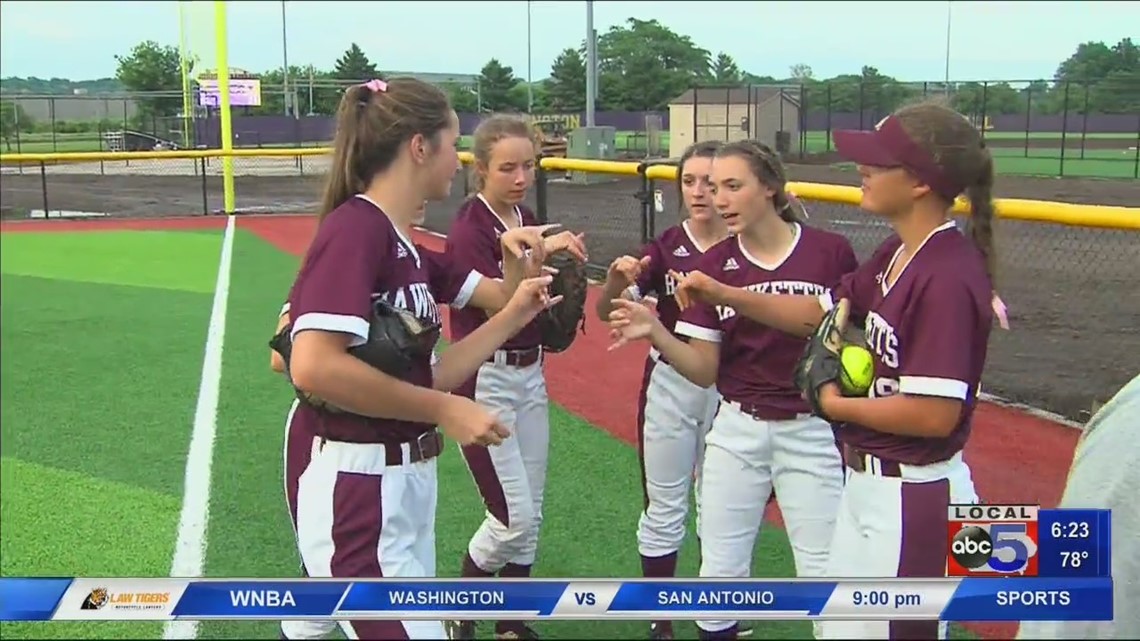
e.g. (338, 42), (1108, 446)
(864, 311), (900, 369)
(664, 271), (687, 296)
(715, 281), (828, 321)
(379, 283), (441, 325)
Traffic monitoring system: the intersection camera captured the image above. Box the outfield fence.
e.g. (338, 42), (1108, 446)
(679, 79), (1140, 179)
(1, 147), (1137, 421)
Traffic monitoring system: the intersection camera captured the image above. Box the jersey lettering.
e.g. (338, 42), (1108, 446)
(873, 377), (900, 398)
(864, 311), (900, 369)
(381, 283), (441, 325)
(713, 281), (826, 323)
(664, 271), (685, 297)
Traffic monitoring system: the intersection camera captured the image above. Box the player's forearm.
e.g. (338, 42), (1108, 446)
(717, 289), (824, 338)
(432, 309), (529, 392)
(493, 251), (528, 313)
(292, 349), (451, 424)
(825, 392), (961, 438)
(649, 323), (716, 388)
(595, 278), (632, 321)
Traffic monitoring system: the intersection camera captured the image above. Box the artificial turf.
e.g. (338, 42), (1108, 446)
(0, 227), (973, 639)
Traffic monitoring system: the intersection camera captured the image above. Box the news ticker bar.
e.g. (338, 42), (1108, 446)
(0, 577), (1113, 623)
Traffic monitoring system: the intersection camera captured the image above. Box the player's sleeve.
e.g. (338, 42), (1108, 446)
(896, 275), (981, 400)
(290, 211), (387, 346)
(629, 240), (664, 301)
(446, 214), (503, 276)
(423, 247), (482, 310)
(819, 236), (895, 324)
(675, 301), (722, 343)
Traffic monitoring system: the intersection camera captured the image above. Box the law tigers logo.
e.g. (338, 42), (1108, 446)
(81, 588), (109, 610)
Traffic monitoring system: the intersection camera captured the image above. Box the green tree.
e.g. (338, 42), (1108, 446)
(1052, 38), (1140, 114)
(478, 59), (521, 112)
(544, 48), (586, 112)
(592, 18), (711, 111)
(114, 40), (189, 120)
(333, 43), (380, 83)
(0, 100), (33, 151)
(442, 82), (480, 113)
(789, 64), (814, 81)
(711, 53), (742, 84)
(951, 82), (1024, 117)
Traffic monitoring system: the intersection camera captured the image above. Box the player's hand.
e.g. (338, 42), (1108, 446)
(438, 395), (511, 447)
(671, 269), (726, 311)
(607, 255), (651, 289)
(606, 298), (659, 351)
(504, 274), (562, 326)
(501, 224), (560, 274)
(542, 230), (588, 263)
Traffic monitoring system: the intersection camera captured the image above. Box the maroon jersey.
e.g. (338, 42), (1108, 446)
(631, 221), (719, 335)
(288, 195), (482, 444)
(823, 221), (994, 465)
(676, 224), (858, 415)
(447, 195), (542, 350)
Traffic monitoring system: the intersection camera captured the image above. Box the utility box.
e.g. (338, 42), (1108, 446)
(568, 126), (617, 185)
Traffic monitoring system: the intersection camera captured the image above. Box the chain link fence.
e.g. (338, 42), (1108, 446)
(1, 150), (1136, 421)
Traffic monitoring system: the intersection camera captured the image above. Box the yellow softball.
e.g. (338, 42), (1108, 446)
(838, 345), (875, 396)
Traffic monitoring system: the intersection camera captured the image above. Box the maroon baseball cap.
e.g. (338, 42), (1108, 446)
(833, 114), (966, 202)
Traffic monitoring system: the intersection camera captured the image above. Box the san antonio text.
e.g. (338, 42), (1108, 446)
(658, 590), (777, 606)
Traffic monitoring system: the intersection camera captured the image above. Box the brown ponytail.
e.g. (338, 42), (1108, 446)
(965, 150), (998, 285)
(317, 78), (453, 224)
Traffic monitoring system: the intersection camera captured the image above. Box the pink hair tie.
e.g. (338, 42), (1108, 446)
(363, 79), (387, 93)
(992, 293), (1010, 330)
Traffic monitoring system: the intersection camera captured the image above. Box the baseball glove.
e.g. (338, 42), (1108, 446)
(537, 249), (588, 353)
(793, 298), (851, 420)
(269, 298), (442, 412)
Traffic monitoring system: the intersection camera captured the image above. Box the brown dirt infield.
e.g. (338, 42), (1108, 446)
(1, 159), (1136, 420)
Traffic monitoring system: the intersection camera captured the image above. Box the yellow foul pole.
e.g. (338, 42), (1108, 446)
(214, 0), (235, 213)
(177, 2), (192, 148)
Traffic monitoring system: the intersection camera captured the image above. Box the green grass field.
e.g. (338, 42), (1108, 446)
(0, 222), (828, 640)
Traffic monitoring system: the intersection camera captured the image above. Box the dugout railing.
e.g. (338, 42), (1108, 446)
(1, 148), (1137, 422)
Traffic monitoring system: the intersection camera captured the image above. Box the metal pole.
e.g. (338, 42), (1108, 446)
(281, 0), (290, 116)
(214, 0), (235, 214)
(944, 1), (952, 94)
(526, 1), (533, 113)
(585, 0), (596, 127)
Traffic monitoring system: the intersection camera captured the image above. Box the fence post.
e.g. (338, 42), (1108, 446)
(1079, 83), (1090, 160)
(1059, 81), (1071, 177)
(1133, 113), (1139, 179)
(200, 157), (209, 215)
(857, 81), (866, 130)
(39, 161), (48, 219)
(825, 82), (833, 151)
(1023, 85), (1033, 158)
(534, 154), (549, 225)
(691, 87), (699, 146)
(980, 82), (989, 141)
(798, 83), (807, 160)
(635, 162), (651, 245)
(49, 98), (58, 153)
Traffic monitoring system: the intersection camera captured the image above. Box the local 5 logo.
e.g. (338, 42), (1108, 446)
(947, 522), (1039, 576)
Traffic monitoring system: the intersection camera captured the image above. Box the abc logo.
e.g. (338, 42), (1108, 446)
(951, 526), (993, 569)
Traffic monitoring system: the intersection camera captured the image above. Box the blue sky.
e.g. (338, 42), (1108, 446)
(1, 1), (1135, 82)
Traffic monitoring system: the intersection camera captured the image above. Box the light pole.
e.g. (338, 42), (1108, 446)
(944, 1), (952, 94)
(281, 0), (291, 116)
(585, 0), (596, 127)
(526, 1), (533, 113)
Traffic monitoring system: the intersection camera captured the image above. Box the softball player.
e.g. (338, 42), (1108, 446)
(445, 114), (587, 641)
(609, 140), (856, 640)
(670, 103), (1001, 639)
(284, 78), (561, 641)
(596, 141), (728, 641)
